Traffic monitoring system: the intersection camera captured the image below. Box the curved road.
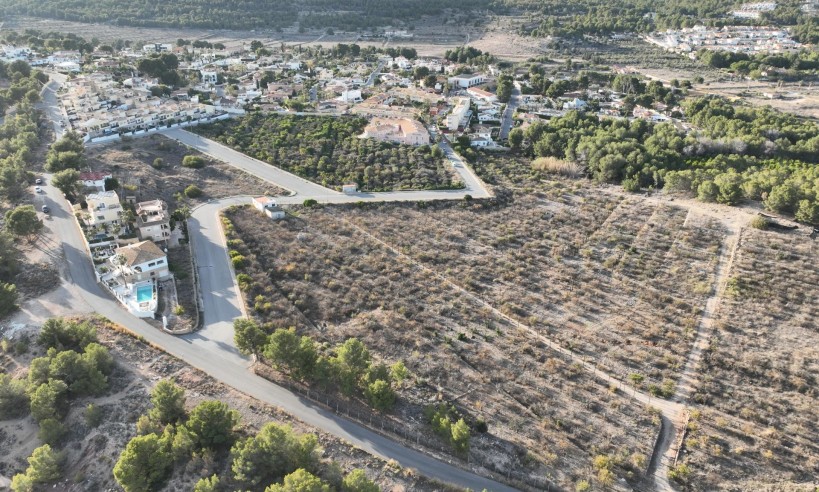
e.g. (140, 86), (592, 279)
(45, 186), (514, 492)
(37, 79), (513, 490)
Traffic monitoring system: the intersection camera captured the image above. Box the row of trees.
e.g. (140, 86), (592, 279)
(195, 114), (461, 192)
(511, 96), (819, 224)
(235, 320), (408, 412)
(114, 379), (381, 492)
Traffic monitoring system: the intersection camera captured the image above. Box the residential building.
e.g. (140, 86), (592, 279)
(362, 118), (430, 146)
(445, 97), (471, 131)
(86, 191), (123, 226)
(563, 98), (588, 110)
(467, 87), (497, 103)
(251, 196), (286, 220)
(143, 43), (173, 53)
(201, 70), (219, 86)
(448, 73), (486, 88)
(112, 240), (170, 283)
(135, 199), (172, 242)
(339, 89), (363, 103)
(79, 171), (112, 191)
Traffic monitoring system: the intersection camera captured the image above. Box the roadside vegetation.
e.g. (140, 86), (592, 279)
(0, 60), (50, 315)
(1, 316), (451, 491)
(194, 113), (461, 192)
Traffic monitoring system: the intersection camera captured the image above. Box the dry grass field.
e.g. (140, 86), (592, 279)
(680, 228), (819, 490)
(224, 203), (661, 490)
(219, 151), (737, 490)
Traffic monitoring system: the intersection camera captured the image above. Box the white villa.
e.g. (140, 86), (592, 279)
(135, 199), (172, 243)
(86, 191), (123, 227)
(100, 240), (170, 318)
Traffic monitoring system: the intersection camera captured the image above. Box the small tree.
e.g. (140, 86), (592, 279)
(113, 434), (173, 492)
(364, 379), (395, 412)
(266, 469), (329, 492)
(234, 318), (268, 356)
(5, 205), (43, 240)
(37, 418), (68, 445)
(450, 418), (470, 454)
(508, 127), (523, 150)
(0, 283), (18, 317)
(341, 469), (379, 492)
(104, 177), (120, 191)
(182, 155), (205, 169)
(11, 444), (63, 490)
(149, 379), (187, 425)
(186, 400), (239, 449)
(193, 475), (220, 492)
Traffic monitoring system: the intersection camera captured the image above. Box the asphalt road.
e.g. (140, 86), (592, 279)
(39, 74), (68, 138)
(499, 84), (520, 140)
(38, 81), (513, 491)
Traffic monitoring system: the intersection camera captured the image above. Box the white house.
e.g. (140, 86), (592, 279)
(339, 89), (363, 103)
(448, 73), (486, 89)
(563, 98), (588, 110)
(467, 87), (497, 103)
(252, 196), (286, 220)
(445, 97), (471, 131)
(79, 171), (112, 191)
(201, 70), (219, 86)
(143, 43), (173, 53)
(112, 240), (170, 283)
(86, 191), (123, 227)
(135, 199), (171, 243)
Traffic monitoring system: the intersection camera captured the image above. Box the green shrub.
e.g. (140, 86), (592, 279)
(231, 255), (247, 269)
(184, 185), (203, 198)
(181, 155), (205, 169)
(750, 216), (769, 230)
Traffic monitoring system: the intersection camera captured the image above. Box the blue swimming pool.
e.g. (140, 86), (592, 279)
(136, 285), (153, 303)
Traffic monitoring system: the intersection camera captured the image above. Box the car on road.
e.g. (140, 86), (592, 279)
(41, 205), (50, 214)
(35, 178), (42, 184)
(34, 186), (42, 193)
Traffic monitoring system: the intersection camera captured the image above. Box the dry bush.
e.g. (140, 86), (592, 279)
(532, 157), (583, 178)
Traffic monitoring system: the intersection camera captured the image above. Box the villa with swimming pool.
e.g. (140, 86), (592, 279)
(98, 240), (171, 318)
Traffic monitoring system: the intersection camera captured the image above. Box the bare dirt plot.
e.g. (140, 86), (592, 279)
(224, 203), (663, 491)
(85, 134), (285, 211)
(679, 228), (819, 490)
(0, 316), (448, 491)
